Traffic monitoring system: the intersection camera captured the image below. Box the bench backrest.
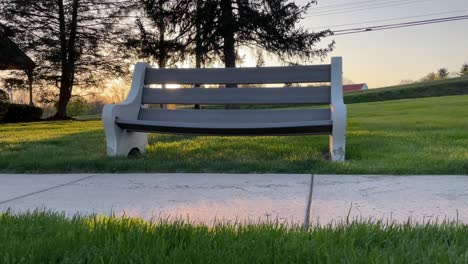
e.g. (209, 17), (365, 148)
(131, 57), (343, 106)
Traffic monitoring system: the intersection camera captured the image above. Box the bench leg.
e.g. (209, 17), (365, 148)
(330, 132), (345, 162)
(329, 106), (347, 162)
(105, 122), (148, 157)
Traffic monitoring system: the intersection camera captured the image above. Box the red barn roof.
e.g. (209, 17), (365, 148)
(343, 83), (367, 92)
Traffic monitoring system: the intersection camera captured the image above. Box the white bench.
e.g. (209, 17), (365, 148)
(102, 57), (347, 161)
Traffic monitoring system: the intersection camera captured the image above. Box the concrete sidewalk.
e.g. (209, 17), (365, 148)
(1, 174), (467, 225)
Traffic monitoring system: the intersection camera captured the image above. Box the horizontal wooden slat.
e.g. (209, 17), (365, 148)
(116, 119), (332, 136)
(138, 108), (331, 124)
(144, 65), (331, 84)
(141, 87), (331, 105)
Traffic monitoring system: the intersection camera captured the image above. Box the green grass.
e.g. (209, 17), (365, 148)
(1, 211), (468, 263)
(73, 114), (101, 121)
(345, 76), (468, 104)
(0, 95), (467, 174)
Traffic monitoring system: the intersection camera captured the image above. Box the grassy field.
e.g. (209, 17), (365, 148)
(345, 76), (468, 104)
(0, 95), (467, 174)
(1, 211), (467, 263)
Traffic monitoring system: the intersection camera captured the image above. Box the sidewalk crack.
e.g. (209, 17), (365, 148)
(0, 175), (95, 206)
(303, 174), (314, 228)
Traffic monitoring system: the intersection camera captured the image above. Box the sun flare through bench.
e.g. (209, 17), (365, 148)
(102, 57), (347, 161)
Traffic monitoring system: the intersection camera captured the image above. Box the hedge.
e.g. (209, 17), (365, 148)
(0, 103), (43, 122)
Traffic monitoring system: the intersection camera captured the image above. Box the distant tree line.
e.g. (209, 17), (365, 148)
(0, 0), (334, 118)
(421, 63), (468, 82)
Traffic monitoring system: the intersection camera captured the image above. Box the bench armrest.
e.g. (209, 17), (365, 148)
(102, 103), (140, 130)
(102, 62), (149, 124)
(102, 62), (150, 156)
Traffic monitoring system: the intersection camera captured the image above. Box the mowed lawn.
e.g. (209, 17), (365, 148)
(0, 95), (467, 174)
(1, 211), (468, 263)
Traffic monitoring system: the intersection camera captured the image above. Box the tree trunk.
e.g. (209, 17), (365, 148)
(157, 1), (167, 109)
(220, 0), (236, 69)
(194, 0), (202, 110)
(54, 0), (79, 119)
(220, 0), (238, 109)
(55, 84), (72, 119)
(54, 0), (68, 118)
(26, 69), (33, 106)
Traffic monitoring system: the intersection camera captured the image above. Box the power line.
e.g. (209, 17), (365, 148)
(330, 15), (468, 36)
(311, 0), (388, 10)
(310, 10), (468, 30)
(308, 0), (414, 13)
(307, 0), (429, 16)
(333, 15), (468, 32)
(306, 0), (430, 17)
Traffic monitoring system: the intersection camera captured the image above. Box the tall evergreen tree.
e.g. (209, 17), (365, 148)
(125, 0), (193, 69)
(192, 0), (220, 69)
(1, 0), (130, 119)
(215, 0), (334, 68)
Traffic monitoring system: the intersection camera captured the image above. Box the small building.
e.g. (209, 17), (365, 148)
(0, 24), (36, 105)
(343, 83), (368, 93)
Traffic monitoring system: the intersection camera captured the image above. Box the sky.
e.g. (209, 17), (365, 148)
(247, 0), (468, 88)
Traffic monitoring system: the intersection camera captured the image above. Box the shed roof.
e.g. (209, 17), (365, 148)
(343, 83), (367, 92)
(0, 26), (35, 71)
